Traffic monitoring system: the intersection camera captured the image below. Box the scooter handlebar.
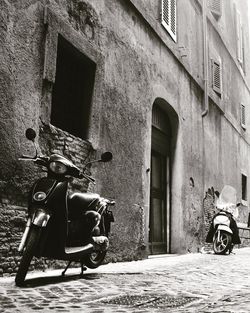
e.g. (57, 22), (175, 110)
(79, 172), (96, 184)
(19, 156), (49, 166)
(18, 155), (36, 160)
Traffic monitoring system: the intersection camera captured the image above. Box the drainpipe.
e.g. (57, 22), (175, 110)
(201, 0), (208, 245)
(202, 0), (209, 117)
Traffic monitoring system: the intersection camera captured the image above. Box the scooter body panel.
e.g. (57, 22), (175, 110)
(32, 209), (50, 227)
(29, 178), (69, 258)
(217, 224), (233, 234)
(27, 177), (104, 261)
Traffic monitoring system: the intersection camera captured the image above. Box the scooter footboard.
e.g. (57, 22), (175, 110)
(217, 224), (233, 234)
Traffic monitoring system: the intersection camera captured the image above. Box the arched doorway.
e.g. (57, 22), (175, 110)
(149, 103), (171, 254)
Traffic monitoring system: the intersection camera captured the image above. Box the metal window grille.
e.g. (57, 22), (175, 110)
(208, 0), (222, 17)
(211, 59), (222, 95)
(161, 0), (177, 42)
(241, 104), (246, 129)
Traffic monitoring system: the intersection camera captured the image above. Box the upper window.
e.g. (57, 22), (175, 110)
(208, 0), (222, 18)
(51, 35), (96, 140)
(235, 9), (244, 67)
(161, 0), (177, 42)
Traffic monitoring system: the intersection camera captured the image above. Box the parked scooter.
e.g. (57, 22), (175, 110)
(15, 128), (115, 286)
(206, 185), (241, 254)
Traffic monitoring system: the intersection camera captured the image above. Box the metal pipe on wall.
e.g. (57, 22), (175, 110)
(202, 0), (209, 117)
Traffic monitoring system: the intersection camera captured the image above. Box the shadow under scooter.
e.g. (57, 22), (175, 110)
(19, 271), (101, 288)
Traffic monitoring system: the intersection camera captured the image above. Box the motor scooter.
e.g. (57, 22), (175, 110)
(206, 185), (241, 254)
(15, 128), (115, 286)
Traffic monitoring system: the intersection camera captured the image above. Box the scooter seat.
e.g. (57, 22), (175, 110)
(68, 192), (100, 218)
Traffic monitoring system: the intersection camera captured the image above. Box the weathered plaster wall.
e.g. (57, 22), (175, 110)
(0, 0), (250, 276)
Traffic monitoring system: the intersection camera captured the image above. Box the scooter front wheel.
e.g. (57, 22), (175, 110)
(84, 251), (107, 269)
(15, 225), (40, 286)
(213, 230), (232, 255)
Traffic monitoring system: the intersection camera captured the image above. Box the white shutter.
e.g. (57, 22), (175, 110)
(161, 0), (177, 42)
(211, 59), (222, 95)
(241, 104), (246, 129)
(208, 0), (222, 17)
(236, 10), (243, 64)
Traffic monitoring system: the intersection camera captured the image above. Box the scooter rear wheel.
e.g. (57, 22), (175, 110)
(213, 230), (232, 255)
(15, 226), (40, 286)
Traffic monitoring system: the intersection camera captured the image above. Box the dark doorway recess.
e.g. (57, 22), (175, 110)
(149, 104), (171, 255)
(51, 35), (96, 139)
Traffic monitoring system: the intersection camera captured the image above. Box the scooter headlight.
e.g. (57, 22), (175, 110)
(49, 161), (67, 174)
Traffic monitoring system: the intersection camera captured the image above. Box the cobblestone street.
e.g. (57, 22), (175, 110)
(1, 247), (250, 313)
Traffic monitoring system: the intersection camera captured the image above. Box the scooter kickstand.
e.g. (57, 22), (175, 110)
(62, 261), (71, 276)
(80, 262), (87, 277)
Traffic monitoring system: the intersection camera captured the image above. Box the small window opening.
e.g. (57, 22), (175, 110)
(51, 35), (96, 139)
(242, 174), (247, 201)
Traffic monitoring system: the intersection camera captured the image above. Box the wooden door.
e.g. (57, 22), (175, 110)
(149, 105), (171, 254)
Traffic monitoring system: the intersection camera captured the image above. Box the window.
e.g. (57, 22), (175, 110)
(242, 174), (247, 202)
(211, 59), (222, 95)
(235, 9), (244, 65)
(161, 0), (177, 42)
(241, 103), (246, 129)
(51, 35), (96, 140)
(208, 0), (222, 18)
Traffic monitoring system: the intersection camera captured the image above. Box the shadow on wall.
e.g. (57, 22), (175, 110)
(203, 187), (217, 242)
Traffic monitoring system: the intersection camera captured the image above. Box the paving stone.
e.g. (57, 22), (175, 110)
(0, 248), (250, 312)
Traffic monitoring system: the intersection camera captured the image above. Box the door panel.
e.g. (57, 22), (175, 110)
(152, 198), (164, 242)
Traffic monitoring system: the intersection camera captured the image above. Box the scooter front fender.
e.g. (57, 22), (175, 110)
(32, 209), (50, 227)
(217, 224), (233, 234)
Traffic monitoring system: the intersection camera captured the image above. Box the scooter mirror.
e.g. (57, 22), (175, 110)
(25, 128), (37, 141)
(100, 152), (113, 162)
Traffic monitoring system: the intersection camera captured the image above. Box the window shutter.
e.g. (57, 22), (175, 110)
(208, 0), (222, 17)
(211, 59), (222, 95)
(236, 10), (243, 64)
(241, 104), (246, 129)
(161, 0), (177, 42)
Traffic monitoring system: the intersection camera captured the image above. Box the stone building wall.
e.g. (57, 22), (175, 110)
(0, 0), (250, 276)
